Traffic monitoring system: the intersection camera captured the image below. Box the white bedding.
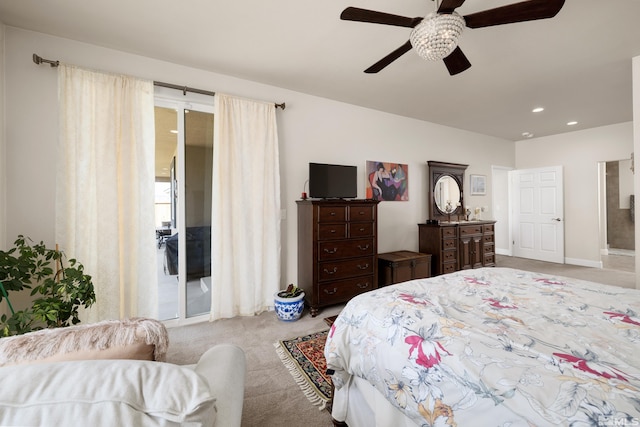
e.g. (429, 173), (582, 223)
(325, 267), (640, 426)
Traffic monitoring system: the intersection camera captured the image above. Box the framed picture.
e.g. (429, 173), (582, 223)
(470, 174), (486, 195)
(365, 161), (409, 201)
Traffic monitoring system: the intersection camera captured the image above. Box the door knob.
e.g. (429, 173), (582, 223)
(552, 218), (562, 222)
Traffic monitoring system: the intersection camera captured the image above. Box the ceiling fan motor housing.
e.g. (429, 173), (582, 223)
(409, 12), (465, 61)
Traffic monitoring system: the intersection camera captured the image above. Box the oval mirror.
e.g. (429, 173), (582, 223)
(434, 175), (461, 213)
(428, 161), (467, 220)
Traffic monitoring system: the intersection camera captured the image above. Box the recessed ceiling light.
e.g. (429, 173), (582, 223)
(522, 132), (534, 138)
(567, 121), (578, 126)
(532, 107), (544, 113)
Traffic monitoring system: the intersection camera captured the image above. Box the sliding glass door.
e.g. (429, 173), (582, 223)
(154, 98), (214, 323)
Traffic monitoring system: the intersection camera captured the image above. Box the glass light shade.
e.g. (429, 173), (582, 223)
(410, 12), (465, 61)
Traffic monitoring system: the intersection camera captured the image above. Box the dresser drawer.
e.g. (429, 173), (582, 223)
(443, 250), (457, 262)
(484, 253), (495, 265)
(483, 243), (495, 253)
(349, 222), (373, 238)
(441, 227), (456, 238)
(349, 205), (374, 222)
(483, 234), (494, 244)
(318, 276), (374, 305)
(483, 224), (494, 234)
(460, 224), (483, 236)
(443, 263), (457, 274)
(318, 257), (374, 281)
(443, 238), (457, 250)
(318, 206), (347, 223)
(318, 238), (374, 261)
(317, 224), (347, 240)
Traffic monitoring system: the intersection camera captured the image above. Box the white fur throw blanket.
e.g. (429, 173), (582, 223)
(0, 318), (169, 366)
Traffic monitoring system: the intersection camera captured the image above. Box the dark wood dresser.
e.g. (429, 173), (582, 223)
(418, 221), (496, 276)
(297, 199), (379, 317)
(378, 251), (432, 287)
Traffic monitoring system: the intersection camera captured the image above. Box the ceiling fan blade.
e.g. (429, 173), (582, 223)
(463, 0), (565, 29)
(364, 41), (413, 73)
(443, 47), (471, 75)
(340, 7), (422, 28)
(438, 0), (466, 14)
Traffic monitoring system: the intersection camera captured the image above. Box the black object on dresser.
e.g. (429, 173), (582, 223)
(297, 199), (379, 317)
(418, 221), (496, 276)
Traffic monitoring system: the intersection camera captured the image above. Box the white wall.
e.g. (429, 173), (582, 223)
(0, 23), (6, 251)
(515, 122), (633, 267)
(491, 165), (513, 255)
(3, 26), (514, 289)
(0, 23), (6, 317)
(634, 55), (640, 287)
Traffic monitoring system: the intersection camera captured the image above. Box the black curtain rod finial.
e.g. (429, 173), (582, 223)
(32, 53), (59, 67)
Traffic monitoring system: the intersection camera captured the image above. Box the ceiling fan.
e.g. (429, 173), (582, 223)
(340, 0), (565, 75)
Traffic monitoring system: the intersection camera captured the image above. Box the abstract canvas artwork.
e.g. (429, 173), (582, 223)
(365, 161), (409, 201)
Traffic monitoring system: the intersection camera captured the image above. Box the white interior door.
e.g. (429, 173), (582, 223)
(511, 166), (564, 263)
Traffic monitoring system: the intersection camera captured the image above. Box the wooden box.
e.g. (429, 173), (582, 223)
(378, 251), (432, 287)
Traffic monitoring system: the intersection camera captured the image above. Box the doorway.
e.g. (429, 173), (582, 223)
(154, 98), (214, 323)
(598, 159), (635, 272)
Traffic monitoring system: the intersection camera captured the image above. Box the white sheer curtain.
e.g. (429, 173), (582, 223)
(210, 93), (281, 321)
(56, 64), (157, 322)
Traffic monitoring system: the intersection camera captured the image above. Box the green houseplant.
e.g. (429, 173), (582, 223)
(276, 283), (304, 299)
(0, 235), (96, 337)
(273, 284), (305, 321)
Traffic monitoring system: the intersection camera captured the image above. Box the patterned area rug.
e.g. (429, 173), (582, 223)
(274, 330), (332, 410)
(324, 315), (337, 327)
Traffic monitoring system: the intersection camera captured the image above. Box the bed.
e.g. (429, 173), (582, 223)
(324, 267), (640, 426)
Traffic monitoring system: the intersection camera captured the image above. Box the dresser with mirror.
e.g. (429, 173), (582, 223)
(419, 161), (496, 276)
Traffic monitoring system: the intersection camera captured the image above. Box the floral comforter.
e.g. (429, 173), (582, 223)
(324, 268), (640, 426)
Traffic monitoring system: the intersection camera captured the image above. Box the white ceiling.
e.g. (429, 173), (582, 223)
(1, 0), (639, 141)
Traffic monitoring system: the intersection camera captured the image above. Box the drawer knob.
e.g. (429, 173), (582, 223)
(359, 227), (365, 232)
(357, 264), (369, 270)
(324, 288), (338, 295)
(324, 247), (338, 254)
(356, 282), (369, 289)
(330, 212), (336, 216)
(357, 244), (370, 251)
(323, 267), (338, 275)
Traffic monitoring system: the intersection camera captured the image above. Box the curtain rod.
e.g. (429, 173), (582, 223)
(32, 53), (286, 110)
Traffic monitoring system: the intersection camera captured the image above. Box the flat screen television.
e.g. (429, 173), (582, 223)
(308, 162), (357, 199)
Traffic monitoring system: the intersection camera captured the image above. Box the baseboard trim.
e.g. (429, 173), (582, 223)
(564, 257), (603, 269)
(495, 248), (511, 256)
(497, 254), (604, 269)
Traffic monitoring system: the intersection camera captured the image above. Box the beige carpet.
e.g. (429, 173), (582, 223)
(165, 256), (636, 427)
(166, 304), (343, 427)
(495, 254), (636, 289)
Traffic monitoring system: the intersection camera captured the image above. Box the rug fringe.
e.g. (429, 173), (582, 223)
(274, 341), (329, 411)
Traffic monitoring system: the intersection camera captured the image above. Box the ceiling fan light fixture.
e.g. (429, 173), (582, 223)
(410, 12), (465, 61)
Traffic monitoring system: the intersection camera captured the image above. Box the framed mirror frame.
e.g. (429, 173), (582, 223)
(428, 161), (468, 220)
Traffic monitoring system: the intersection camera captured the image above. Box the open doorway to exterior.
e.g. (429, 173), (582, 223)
(154, 99), (214, 323)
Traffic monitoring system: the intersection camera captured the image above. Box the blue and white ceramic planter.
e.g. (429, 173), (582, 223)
(274, 291), (305, 321)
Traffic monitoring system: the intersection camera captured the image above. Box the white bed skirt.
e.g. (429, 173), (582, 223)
(332, 376), (418, 427)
